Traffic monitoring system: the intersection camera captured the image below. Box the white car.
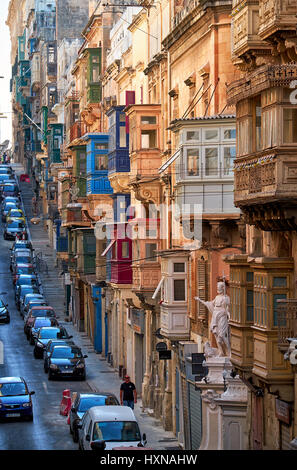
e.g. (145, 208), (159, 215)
(77, 405), (147, 451)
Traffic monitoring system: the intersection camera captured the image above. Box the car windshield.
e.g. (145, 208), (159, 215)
(92, 421), (141, 443)
(21, 287), (36, 294)
(31, 310), (53, 317)
(16, 257), (31, 264)
(17, 267), (34, 275)
(9, 211), (23, 218)
(39, 328), (61, 339)
(51, 347), (81, 359)
(25, 296), (42, 305)
(78, 396), (118, 412)
(8, 221), (24, 229)
(34, 319), (53, 328)
(0, 300), (5, 308)
(0, 382), (27, 397)
(4, 186), (18, 192)
(14, 243), (30, 250)
(4, 203), (17, 210)
(17, 279), (36, 286)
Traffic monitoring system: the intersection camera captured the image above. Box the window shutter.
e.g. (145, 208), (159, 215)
(197, 259), (208, 319)
(125, 91), (135, 133)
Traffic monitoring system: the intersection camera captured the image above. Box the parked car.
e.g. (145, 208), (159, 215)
(10, 240), (33, 252)
(20, 293), (45, 318)
(46, 345), (87, 381)
(12, 264), (35, 285)
(0, 377), (35, 421)
(2, 202), (19, 222)
(69, 393), (119, 443)
(14, 275), (39, 293)
(2, 196), (20, 206)
(22, 301), (49, 322)
(77, 406), (146, 451)
(4, 220), (27, 241)
(16, 285), (41, 311)
(33, 327), (73, 358)
(43, 339), (76, 372)
(0, 298), (10, 324)
(29, 316), (59, 345)
(6, 208), (25, 224)
(1, 183), (20, 199)
(11, 250), (33, 272)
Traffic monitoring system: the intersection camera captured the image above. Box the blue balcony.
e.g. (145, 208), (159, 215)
(106, 106), (130, 175)
(57, 236), (68, 253)
(83, 133), (113, 196)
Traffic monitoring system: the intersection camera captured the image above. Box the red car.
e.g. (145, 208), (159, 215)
(24, 306), (57, 335)
(13, 263), (35, 285)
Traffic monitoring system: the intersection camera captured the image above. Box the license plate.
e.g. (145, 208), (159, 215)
(63, 371), (73, 374)
(6, 413), (20, 418)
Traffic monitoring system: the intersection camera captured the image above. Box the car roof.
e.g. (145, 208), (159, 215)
(15, 264), (33, 268)
(86, 406), (136, 422)
(30, 306), (53, 310)
(17, 274), (36, 278)
(78, 392), (118, 400)
(0, 377), (24, 384)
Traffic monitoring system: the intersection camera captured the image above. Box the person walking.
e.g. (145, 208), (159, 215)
(120, 375), (137, 410)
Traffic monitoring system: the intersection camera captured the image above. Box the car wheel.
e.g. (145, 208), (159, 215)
(5, 319), (10, 324)
(25, 415), (33, 422)
(44, 365), (48, 373)
(3, 234), (7, 240)
(80, 374), (86, 381)
(30, 337), (35, 345)
(48, 371), (53, 381)
(33, 349), (39, 359)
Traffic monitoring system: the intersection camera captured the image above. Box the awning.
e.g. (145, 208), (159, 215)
(152, 276), (165, 300)
(101, 240), (116, 257)
(158, 149), (180, 174)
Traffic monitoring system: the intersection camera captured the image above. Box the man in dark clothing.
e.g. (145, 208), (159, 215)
(120, 375), (137, 410)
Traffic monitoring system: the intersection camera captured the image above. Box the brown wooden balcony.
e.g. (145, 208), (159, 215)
(277, 299), (297, 353)
(234, 148), (297, 231)
(70, 121), (87, 143)
(258, 0), (297, 41)
(61, 204), (91, 228)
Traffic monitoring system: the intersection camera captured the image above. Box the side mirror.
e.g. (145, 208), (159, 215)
(77, 423), (82, 430)
(30, 391), (35, 396)
(86, 434), (90, 442)
(71, 406), (76, 412)
(84, 355), (88, 359)
(91, 440), (106, 451)
(143, 433), (147, 442)
(68, 335), (73, 339)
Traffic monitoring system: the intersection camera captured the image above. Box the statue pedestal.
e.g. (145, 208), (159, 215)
(197, 356), (248, 450)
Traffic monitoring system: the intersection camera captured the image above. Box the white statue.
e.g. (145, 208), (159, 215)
(195, 281), (231, 357)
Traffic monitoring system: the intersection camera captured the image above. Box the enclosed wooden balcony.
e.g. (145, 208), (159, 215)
(277, 299), (297, 353)
(70, 121), (87, 143)
(258, 0), (297, 41)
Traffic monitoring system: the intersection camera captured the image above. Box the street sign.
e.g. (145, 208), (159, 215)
(159, 350), (172, 360)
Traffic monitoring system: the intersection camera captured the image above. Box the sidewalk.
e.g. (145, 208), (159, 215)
(18, 170), (180, 450)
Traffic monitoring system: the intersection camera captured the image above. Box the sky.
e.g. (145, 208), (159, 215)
(0, 0), (12, 145)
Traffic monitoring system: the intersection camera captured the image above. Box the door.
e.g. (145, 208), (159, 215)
(104, 313), (108, 357)
(181, 376), (190, 450)
(175, 368), (180, 435)
(135, 333), (144, 397)
(252, 395), (263, 450)
(93, 286), (102, 353)
(79, 281), (84, 332)
(188, 382), (202, 450)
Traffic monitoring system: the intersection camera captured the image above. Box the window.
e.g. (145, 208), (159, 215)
(141, 116), (156, 124)
(120, 113), (126, 122)
(95, 143), (108, 150)
(141, 130), (157, 148)
(247, 290), (254, 322)
(174, 279), (186, 301)
(186, 130), (200, 142)
(273, 277), (287, 288)
(174, 263), (185, 273)
(120, 126), (126, 148)
(145, 243), (157, 261)
(91, 56), (100, 83)
(95, 155), (108, 171)
(205, 129), (218, 141)
(223, 146), (236, 176)
(283, 108), (297, 143)
(273, 294), (287, 327)
(187, 148), (199, 176)
(223, 129), (236, 140)
(121, 242), (129, 259)
(205, 148), (218, 176)
(255, 97), (262, 151)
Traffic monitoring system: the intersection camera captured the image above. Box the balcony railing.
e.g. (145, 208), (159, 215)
(277, 299), (297, 352)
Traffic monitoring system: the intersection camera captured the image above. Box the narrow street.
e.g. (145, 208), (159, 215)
(0, 165), (179, 450)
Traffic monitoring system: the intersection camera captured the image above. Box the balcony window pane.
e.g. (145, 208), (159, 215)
(95, 143), (108, 150)
(145, 243), (157, 261)
(141, 130), (157, 148)
(247, 290), (254, 322)
(205, 129), (218, 141)
(205, 148), (218, 176)
(120, 113), (126, 122)
(141, 116), (156, 124)
(223, 146), (236, 176)
(273, 277), (287, 288)
(255, 99), (262, 151)
(283, 108), (297, 143)
(122, 242), (129, 259)
(273, 294), (287, 326)
(187, 148), (199, 176)
(186, 130), (200, 142)
(174, 263), (185, 273)
(174, 279), (186, 301)
(120, 126), (126, 148)
(223, 129), (236, 140)
(95, 155), (108, 171)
